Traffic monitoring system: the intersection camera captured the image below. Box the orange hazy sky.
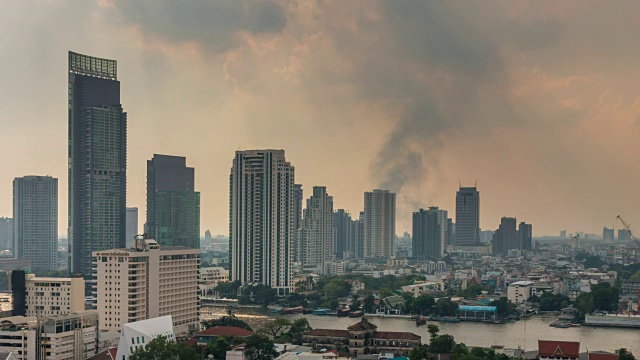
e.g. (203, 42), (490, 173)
(2, 1), (640, 237)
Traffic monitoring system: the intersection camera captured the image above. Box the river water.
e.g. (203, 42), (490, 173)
(201, 307), (640, 354)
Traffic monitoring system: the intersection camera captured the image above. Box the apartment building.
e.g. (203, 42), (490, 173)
(93, 237), (200, 337)
(507, 280), (533, 304)
(22, 273), (85, 317)
(199, 267), (229, 296)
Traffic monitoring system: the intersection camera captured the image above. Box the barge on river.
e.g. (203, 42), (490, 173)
(584, 314), (640, 328)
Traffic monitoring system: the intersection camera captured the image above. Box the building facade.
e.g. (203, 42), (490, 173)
(519, 222), (532, 251)
(412, 207), (448, 260)
(68, 51), (127, 277)
(363, 190), (396, 258)
(125, 208), (138, 248)
(603, 227), (615, 243)
(22, 274), (85, 317)
(492, 217), (518, 256)
(13, 176), (58, 271)
(93, 238), (200, 336)
(146, 154), (200, 248)
(302, 187), (334, 274)
(333, 209), (351, 260)
(349, 213), (365, 259)
(293, 184), (303, 263)
(507, 281), (533, 304)
(229, 150), (295, 295)
(115, 316), (175, 360)
(454, 186), (480, 246)
(0, 217), (13, 252)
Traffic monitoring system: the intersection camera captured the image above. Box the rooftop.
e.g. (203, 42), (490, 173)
(538, 340), (580, 358)
(197, 326), (254, 338)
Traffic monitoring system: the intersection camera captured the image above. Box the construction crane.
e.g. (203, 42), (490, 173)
(616, 215), (640, 248)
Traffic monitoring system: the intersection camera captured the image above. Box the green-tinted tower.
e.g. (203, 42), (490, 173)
(146, 155), (200, 248)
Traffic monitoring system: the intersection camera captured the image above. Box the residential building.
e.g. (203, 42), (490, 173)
(302, 187), (334, 274)
(0, 311), (99, 360)
(618, 229), (631, 242)
(115, 316), (174, 360)
(22, 273), (84, 317)
(326, 261), (346, 276)
(349, 212), (365, 259)
(603, 227), (615, 243)
(401, 281), (445, 297)
(68, 51), (127, 277)
(538, 340), (580, 360)
(146, 155), (200, 248)
(412, 207), (442, 260)
(507, 280), (533, 305)
(492, 217), (518, 256)
(519, 222), (533, 251)
(229, 150), (295, 295)
(560, 230), (567, 238)
(93, 237), (200, 336)
(125, 208), (138, 248)
(363, 190), (396, 258)
(13, 176), (58, 271)
(293, 184), (303, 263)
(334, 209), (351, 260)
(199, 267), (229, 296)
(0, 218), (13, 252)
(454, 186), (480, 246)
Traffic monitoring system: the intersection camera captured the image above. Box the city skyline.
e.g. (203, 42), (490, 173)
(3, 2), (640, 236)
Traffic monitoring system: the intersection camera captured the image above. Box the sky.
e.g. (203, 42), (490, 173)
(2, 0), (640, 237)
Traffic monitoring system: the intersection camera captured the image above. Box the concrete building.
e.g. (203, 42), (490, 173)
(401, 281), (445, 297)
(519, 222), (532, 251)
(363, 190), (396, 258)
(146, 155), (200, 248)
(115, 316), (175, 360)
(507, 280), (533, 304)
(492, 217), (518, 256)
(302, 187), (334, 274)
(333, 209), (351, 260)
(293, 184), (303, 263)
(13, 176), (58, 271)
(229, 150), (295, 295)
(125, 208), (138, 248)
(603, 227), (615, 243)
(0, 311), (99, 360)
(68, 51), (127, 278)
(199, 267), (229, 296)
(455, 186), (480, 246)
(0, 218), (13, 252)
(412, 207), (445, 260)
(618, 229), (631, 242)
(93, 238), (200, 336)
(349, 213), (365, 259)
(22, 273), (85, 317)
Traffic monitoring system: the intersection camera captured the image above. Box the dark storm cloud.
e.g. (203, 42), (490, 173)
(112, 0), (287, 53)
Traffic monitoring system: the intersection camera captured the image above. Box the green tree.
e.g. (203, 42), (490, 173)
(584, 255), (604, 269)
(452, 343), (469, 356)
(435, 298), (458, 316)
(324, 278), (351, 299)
(202, 314), (252, 331)
(350, 294), (361, 311)
(245, 335), (278, 360)
(630, 270), (640, 281)
(590, 283), (619, 312)
(459, 284), (482, 299)
(362, 294), (376, 313)
(380, 288), (394, 298)
(575, 292), (594, 317)
(401, 292), (415, 313)
(257, 318), (292, 339)
(409, 344), (429, 360)
(287, 318), (312, 343)
(616, 348), (636, 360)
(427, 324), (440, 341)
(254, 285), (277, 309)
(430, 334), (455, 354)
(129, 336), (200, 360)
(412, 295), (436, 315)
(203, 336), (244, 360)
(489, 297), (517, 317)
(538, 292), (570, 311)
(214, 281), (241, 298)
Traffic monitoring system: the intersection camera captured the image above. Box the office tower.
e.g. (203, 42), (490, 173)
(204, 229), (212, 247)
(618, 229), (631, 242)
(412, 208), (442, 260)
(301, 187), (334, 274)
(602, 227), (614, 243)
(0, 217), (13, 252)
(480, 230), (495, 243)
(68, 51), (127, 277)
(447, 219), (455, 246)
(334, 209), (351, 259)
(519, 222), (532, 251)
(293, 184), (303, 262)
(349, 212), (365, 259)
(363, 190), (396, 258)
(560, 230), (567, 239)
(492, 217), (517, 256)
(455, 186), (480, 246)
(229, 150), (295, 295)
(125, 207), (138, 248)
(13, 176), (58, 271)
(146, 154), (200, 248)
(93, 238), (200, 336)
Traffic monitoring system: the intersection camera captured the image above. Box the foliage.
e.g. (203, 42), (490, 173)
(287, 318), (312, 342)
(631, 270), (640, 281)
(202, 314), (252, 331)
(254, 285), (277, 309)
(489, 297), (517, 317)
(435, 297), (458, 316)
(362, 294), (376, 313)
(245, 335), (278, 360)
(214, 281), (241, 298)
(616, 348), (636, 360)
(409, 344), (430, 360)
(583, 255), (604, 269)
(412, 295), (436, 315)
(380, 288), (395, 298)
(203, 336), (244, 360)
(430, 334), (456, 354)
(590, 283), (619, 312)
(538, 292), (570, 311)
(574, 292), (594, 318)
(36, 270), (69, 278)
(427, 324), (440, 341)
(350, 294), (361, 311)
(458, 284), (483, 299)
(257, 318), (292, 339)
(323, 278), (352, 299)
(129, 336), (200, 360)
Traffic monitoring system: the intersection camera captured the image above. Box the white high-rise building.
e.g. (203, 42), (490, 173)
(93, 238), (200, 336)
(229, 150), (295, 295)
(301, 187), (334, 274)
(363, 190), (396, 258)
(24, 273), (85, 317)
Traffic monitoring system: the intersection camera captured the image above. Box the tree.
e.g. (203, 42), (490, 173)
(412, 295), (436, 315)
(435, 298), (458, 316)
(129, 336), (200, 360)
(583, 255), (604, 269)
(380, 288), (394, 298)
(452, 343), (469, 356)
(203, 336), (244, 360)
(430, 334), (455, 354)
(363, 294), (376, 313)
(409, 344), (429, 360)
(489, 297), (516, 317)
(254, 285), (277, 309)
(590, 283), (619, 312)
(574, 292), (594, 317)
(427, 324), (440, 341)
(350, 294), (361, 311)
(245, 335), (278, 360)
(630, 270), (640, 281)
(616, 348), (636, 360)
(202, 314), (252, 331)
(401, 292), (415, 313)
(287, 318), (312, 339)
(214, 281), (241, 298)
(257, 318), (291, 339)
(538, 292), (570, 311)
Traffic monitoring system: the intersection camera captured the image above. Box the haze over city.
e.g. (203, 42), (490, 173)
(3, 1), (640, 236)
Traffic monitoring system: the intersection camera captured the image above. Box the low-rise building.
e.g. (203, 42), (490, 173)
(401, 281), (445, 297)
(199, 267), (229, 296)
(195, 326), (253, 345)
(538, 340), (579, 360)
(507, 281), (533, 304)
(22, 273), (85, 317)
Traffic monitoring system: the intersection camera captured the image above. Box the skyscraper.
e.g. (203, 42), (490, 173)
(350, 212), (365, 259)
(146, 154), (200, 248)
(455, 186), (480, 246)
(68, 51), (127, 277)
(125, 207), (138, 248)
(0, 217), (13, 252)
(618, 229), (631, 242)
(13, 176), (58, 271)
(412, 208), (441, 260)
(602, 227), (614, 243)
(363, 190), (396, 258)
(334, 209), (351, 260)
(229, 150), (295, 295)
(492, 217), (517, 256)
(302, 187), (334, 274)
(293, 184), (303, 263)
(519, 222), (532, 251)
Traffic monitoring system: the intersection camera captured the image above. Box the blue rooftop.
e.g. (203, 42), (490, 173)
(458, 305), (497, 311)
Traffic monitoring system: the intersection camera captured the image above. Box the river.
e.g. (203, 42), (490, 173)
(201, 307), (640, 354)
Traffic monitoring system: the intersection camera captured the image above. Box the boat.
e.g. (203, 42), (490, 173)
(271, 307), (283, 313)
(337, 308), (351, 317)
(554, 322), (570, 328)
(302, 308), (314, 314)
(313, 308), (331, 315)
(416, 316), (427, 326)
(349, 310), (363, 318)
(280, 306), (304, 314)
(439, 317), (461, 323)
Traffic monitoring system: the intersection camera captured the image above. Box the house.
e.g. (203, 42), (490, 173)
(196, 326), (254, 345)
(88, 348), (117, 360)
(538, 340), (580, 360)
(377, 296), (405, 314)
(302, 317), (420, 357)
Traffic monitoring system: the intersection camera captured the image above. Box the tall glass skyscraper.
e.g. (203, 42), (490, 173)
(146, 154), (200, 248)
(454, 186), (480, 246)
(68, 51), (127, 277)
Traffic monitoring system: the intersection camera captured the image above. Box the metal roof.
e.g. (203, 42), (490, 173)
(458, 305), (497, 311)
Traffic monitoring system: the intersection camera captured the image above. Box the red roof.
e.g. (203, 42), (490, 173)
(198, 326), (254, 338)
(304, 329), (350, 337)
(185, 338), (198, 347)
(538, 340), (580, 358)
(589, 353), (619, 360)
(373, 331), (421, 341)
